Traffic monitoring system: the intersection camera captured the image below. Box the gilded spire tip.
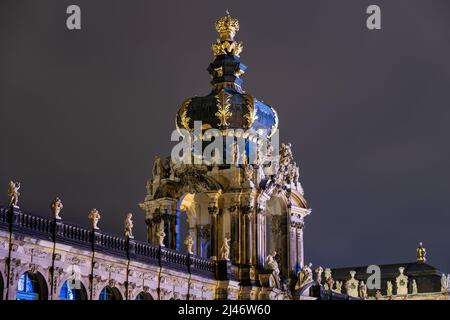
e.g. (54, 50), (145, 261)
(215, 12), (239, 41)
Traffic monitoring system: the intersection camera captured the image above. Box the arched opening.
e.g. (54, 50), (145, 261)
(135, 291), (153, 300)
(265, 196), (288, 278)
(177, 192), (212, 258)
(99, 286), (122, 300)
(16, 271), (48, 300)
(59, 280), (88, 300)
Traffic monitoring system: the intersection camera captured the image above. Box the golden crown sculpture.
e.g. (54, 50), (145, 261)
(215, 13), (240, 41)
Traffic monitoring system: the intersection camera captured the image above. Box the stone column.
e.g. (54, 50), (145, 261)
(228, 205), (238, 263)
(208, 205), (219, 259)
(244, 206), (253, 265)
(289, 223), (297, 272)
(256, 209), (266, 268)
(296, 223), (304, 269)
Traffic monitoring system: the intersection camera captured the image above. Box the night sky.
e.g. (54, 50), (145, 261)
(1, 0), (449, 272)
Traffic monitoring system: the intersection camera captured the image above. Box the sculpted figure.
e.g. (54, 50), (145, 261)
(441, 273), (448, 292)
(124, 212), (134, 238)
(7, 181), (20, 207)
(315, 266), (324, 285)
(88, 209), (101, 230)
(295, 262), (313, 290)
(417, 242), (427, 263)
(157, 222), (166, 247)
(219, 237), (231, 260)
(51, 197), (63, 220)
(335, 281), (343, 293)
(324, 268), (335, 290)
(152, 155), (162, 177)
(386, 281), (393, 296)
(358, 281), (367, 299)
(184, 234), (194, 254)
(265, 252), (281, 289)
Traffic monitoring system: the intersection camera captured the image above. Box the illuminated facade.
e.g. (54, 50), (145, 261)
(0, 14), (449, 301)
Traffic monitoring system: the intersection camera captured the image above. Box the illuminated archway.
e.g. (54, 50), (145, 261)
(16, 271), (48, 300)
(99, 286), (122, 300)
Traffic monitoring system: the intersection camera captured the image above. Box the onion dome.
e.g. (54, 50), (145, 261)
(175, 13), (278, 137)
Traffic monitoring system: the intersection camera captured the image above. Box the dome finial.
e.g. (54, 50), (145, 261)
(215, 12), (239, 41)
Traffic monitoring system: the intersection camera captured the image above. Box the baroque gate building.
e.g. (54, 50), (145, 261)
(139, 13), (310, 299)
(1, 14), (449, 301)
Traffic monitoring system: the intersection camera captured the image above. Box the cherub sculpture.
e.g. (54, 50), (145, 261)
(7, 181), (20, 207)
(51, 197), (63, 220)
(124, 212), (134, 238)
(220, 237), (231, 260)
(88, 208), (101, 230)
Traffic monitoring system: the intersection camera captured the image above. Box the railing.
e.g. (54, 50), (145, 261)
(134, 240), (159, 261)
(0, 206), (215, 278)
(191, 255), (215, 273)
(58, 223), (91, 245)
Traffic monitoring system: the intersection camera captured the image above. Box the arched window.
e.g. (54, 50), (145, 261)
(135, 292), (153, 300)
(99, 286), (122, 300)
(16, 272), (48, 300)
(60, 280), (87, 300)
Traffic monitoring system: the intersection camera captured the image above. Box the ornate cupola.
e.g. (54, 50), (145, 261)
(142, 14), (311, 300)
(175, 13), (278, 137)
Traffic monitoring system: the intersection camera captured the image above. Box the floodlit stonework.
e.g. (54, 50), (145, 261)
(0, 14), (449, 301)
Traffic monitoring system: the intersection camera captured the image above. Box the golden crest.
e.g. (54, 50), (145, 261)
(211, 40), (243, 57)
(242, 93), (258, 128)
(215, 90), (232, 127)
(179, 98), (192, 131)
(215, 14), (239, 41)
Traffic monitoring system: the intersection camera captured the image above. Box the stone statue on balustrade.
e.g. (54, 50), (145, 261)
(358, 281), (367, 299)
(386, 281), (393, 296)
(334, 281), (343, 293)
(124, 212), (134, 238)
(395, 267), (408, 295)
(51, 197), (63, 220)
(441, 273), (449, 293)
(7, 181), (20, 207)
(88, 208), (101, 230)
(323, 268), (334, 290)
(315, 266), (323, 285)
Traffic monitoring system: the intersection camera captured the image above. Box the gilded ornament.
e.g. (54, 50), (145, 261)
(214, 67), (223, 77)
(179, 98), (192, 131)
(211, 40), (243, 57)
(215, 90), (232, 127)
(242, 93), (258, 128)
(215, 13), (239, 41)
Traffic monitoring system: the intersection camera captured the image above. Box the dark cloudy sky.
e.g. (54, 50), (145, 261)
(1, 0), (449, 272)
